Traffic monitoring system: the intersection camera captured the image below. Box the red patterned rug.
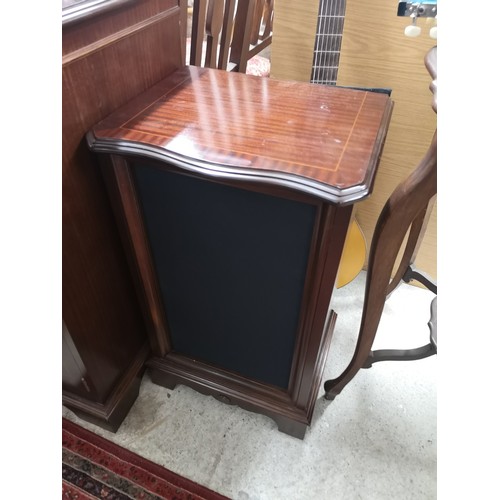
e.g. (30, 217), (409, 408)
(62, 418), (229, 500)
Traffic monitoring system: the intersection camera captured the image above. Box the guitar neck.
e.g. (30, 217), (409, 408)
(310, 0), (346, 85)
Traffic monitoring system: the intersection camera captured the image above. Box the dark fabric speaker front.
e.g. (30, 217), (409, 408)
(133, 164), (317, 389)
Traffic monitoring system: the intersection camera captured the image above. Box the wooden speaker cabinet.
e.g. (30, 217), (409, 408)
(87, 66), (392, 438)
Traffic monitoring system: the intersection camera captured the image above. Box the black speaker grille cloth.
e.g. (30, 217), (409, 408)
(133, 165), (316, 389)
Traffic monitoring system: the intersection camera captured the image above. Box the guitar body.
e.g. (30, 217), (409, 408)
(336, 218), (366, 288)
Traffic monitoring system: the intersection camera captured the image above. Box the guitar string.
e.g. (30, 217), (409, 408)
(336, 0), (346, 85)
(328, 0), (336, 84)
(329, 0), (339, 84)
(321, 0), (329, 83)
(312, 0), (317, 81)
(332, 0), (340, 84)
(317, 0), (327, 83)
(328, 0), (335, 84)
(324, 0), (332, 84)
(311, 0), (321, 82)
(323, 0), (329, 82)
(316, 0), (322, 81)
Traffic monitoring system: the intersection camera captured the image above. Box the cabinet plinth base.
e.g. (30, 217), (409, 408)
(148, 355), (310, 440)
(63, 343), (149, 432)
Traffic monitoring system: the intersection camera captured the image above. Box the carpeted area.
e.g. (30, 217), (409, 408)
(63, 418), (230, 499)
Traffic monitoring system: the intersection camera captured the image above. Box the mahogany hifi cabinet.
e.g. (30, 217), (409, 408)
(87, 66), (393, 438)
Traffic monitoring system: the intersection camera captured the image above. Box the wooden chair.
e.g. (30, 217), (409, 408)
(181, 0), (273, 74)
(324, 46), (437, 401)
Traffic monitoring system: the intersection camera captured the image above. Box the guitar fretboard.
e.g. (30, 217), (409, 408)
(311, 0), (346, 85)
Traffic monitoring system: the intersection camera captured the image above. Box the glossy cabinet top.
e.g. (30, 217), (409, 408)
(89, 66), (392, 204)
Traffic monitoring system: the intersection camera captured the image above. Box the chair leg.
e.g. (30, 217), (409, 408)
(363, 343), (436, 368)
(363, 295), (437, 368)
(386, 198), (435, 298)
(402, 264), (437, 294)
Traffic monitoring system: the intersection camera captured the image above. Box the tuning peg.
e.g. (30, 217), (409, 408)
(428, 16), (437, 39)
(405, 24), (421, 37)
(405, 15), (421, 37)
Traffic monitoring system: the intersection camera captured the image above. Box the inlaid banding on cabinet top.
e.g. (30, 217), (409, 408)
(91, 66), (392, 197)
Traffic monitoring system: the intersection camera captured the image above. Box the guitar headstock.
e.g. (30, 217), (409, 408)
(398, 1), (437, 39)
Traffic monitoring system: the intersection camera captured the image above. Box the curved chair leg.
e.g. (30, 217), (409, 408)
(363, 343), (436, 368)
(324, 227), (427, 401)
(324, 280), (437, 401)
(324, 283), (390, 401)
(363, 295), (437, 367)
(324, 132), (437, 403)
(403, 264), (437, 294)
(386, 197), (435, 298)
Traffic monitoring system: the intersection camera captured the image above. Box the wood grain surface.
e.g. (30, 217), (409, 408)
(62, 0), (183, 406)
(89, 66), (393, 205)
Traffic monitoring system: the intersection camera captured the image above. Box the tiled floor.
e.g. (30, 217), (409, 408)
(63, 271), (437, 499)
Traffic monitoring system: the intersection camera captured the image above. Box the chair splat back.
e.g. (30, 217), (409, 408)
(185, 0), (273, 73)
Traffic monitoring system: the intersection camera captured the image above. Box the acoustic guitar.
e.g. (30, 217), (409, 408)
(310, 0), (366, 288)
